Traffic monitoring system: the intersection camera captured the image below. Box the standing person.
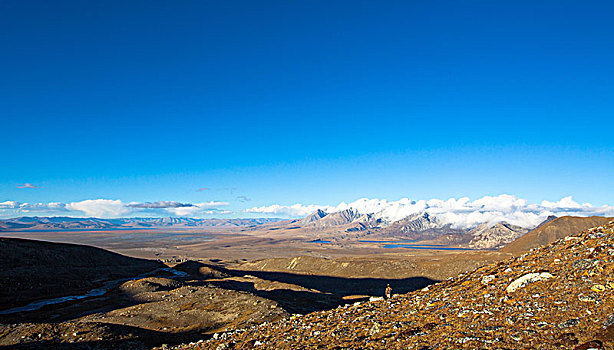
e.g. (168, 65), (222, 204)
(384, 284), (392, 299)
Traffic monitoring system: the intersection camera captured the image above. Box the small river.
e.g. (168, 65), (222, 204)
(0, 268), (189, 315)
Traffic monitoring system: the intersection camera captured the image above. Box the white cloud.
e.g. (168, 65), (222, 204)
(0, 198), (232, 219)
(0, 201), (21, 209)
(19, 202), (68, 212)
(3, 195), (614, 225)
(0, 201), (69, 212)
(245, 203), (336, 217)
(166, 201), (230, 216)
(245, 195), (614, 229)
(66, 199), (131, 218)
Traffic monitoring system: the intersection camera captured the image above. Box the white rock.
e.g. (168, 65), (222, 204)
(506, 272), (554, 293)
(481, 275), (496, 285)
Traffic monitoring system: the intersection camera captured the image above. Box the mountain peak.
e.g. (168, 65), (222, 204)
(299, 209), (328, 225)
(468, 221), (528, 249)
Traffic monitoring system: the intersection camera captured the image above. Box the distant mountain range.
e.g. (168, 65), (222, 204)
(291, 206), (614, 250)
(3, 212), (613, 251)
(0, 217), (284, 232)
(291, 208), (530, 249)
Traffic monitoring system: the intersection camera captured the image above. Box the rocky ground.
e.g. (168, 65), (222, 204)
(180, 221), (614, 350)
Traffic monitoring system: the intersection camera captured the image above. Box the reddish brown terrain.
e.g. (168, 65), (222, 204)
(501, 216), (614, 253)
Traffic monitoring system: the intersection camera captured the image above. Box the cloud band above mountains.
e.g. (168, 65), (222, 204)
(2, 195), (614, 228)
(0, 199), (230, 218)
(245, 195), (614, 229)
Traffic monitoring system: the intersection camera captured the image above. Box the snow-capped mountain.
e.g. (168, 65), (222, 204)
(248, 195), (614, 230)
(295, 206), (537, 248)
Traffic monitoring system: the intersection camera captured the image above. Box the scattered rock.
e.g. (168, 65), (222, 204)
(481, 275), (496, 285)
(558, 318), (580, 329)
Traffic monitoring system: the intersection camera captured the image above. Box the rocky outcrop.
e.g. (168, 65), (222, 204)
(317, 208), (362, 226)
(297, 208), (382, 232)
(195, 221), (614, 350)
(377, 212), (465, 242)
(397, 212), (443, 232)
(468, 222), (528, 249)
(299, 209), (328, 225)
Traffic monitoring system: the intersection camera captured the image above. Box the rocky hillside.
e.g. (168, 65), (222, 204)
(299, 209), (367, 229)
(502, 216), (614, 253)
(377, 212), (463, 239)
(190, 221), (614, 350)
(299, 209), (328, 225)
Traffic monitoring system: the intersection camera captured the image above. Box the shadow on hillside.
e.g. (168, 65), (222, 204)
(0, 322), (213, 350)
(178, 261), (437, 313)
(0, 237), (165, 312)
(204, 279), (344, 314)
(0, 268), (183, 325)
(231, 269), (437, 297)
(1, 260), (439, 348)
(175, 260), (438, 296)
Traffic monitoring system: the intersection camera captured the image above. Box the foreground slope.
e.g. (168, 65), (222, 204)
(194, 221), (614, 350)
(502, 215), (614, 253)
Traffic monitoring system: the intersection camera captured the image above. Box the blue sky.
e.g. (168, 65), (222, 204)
(1, 1), (614, 219)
